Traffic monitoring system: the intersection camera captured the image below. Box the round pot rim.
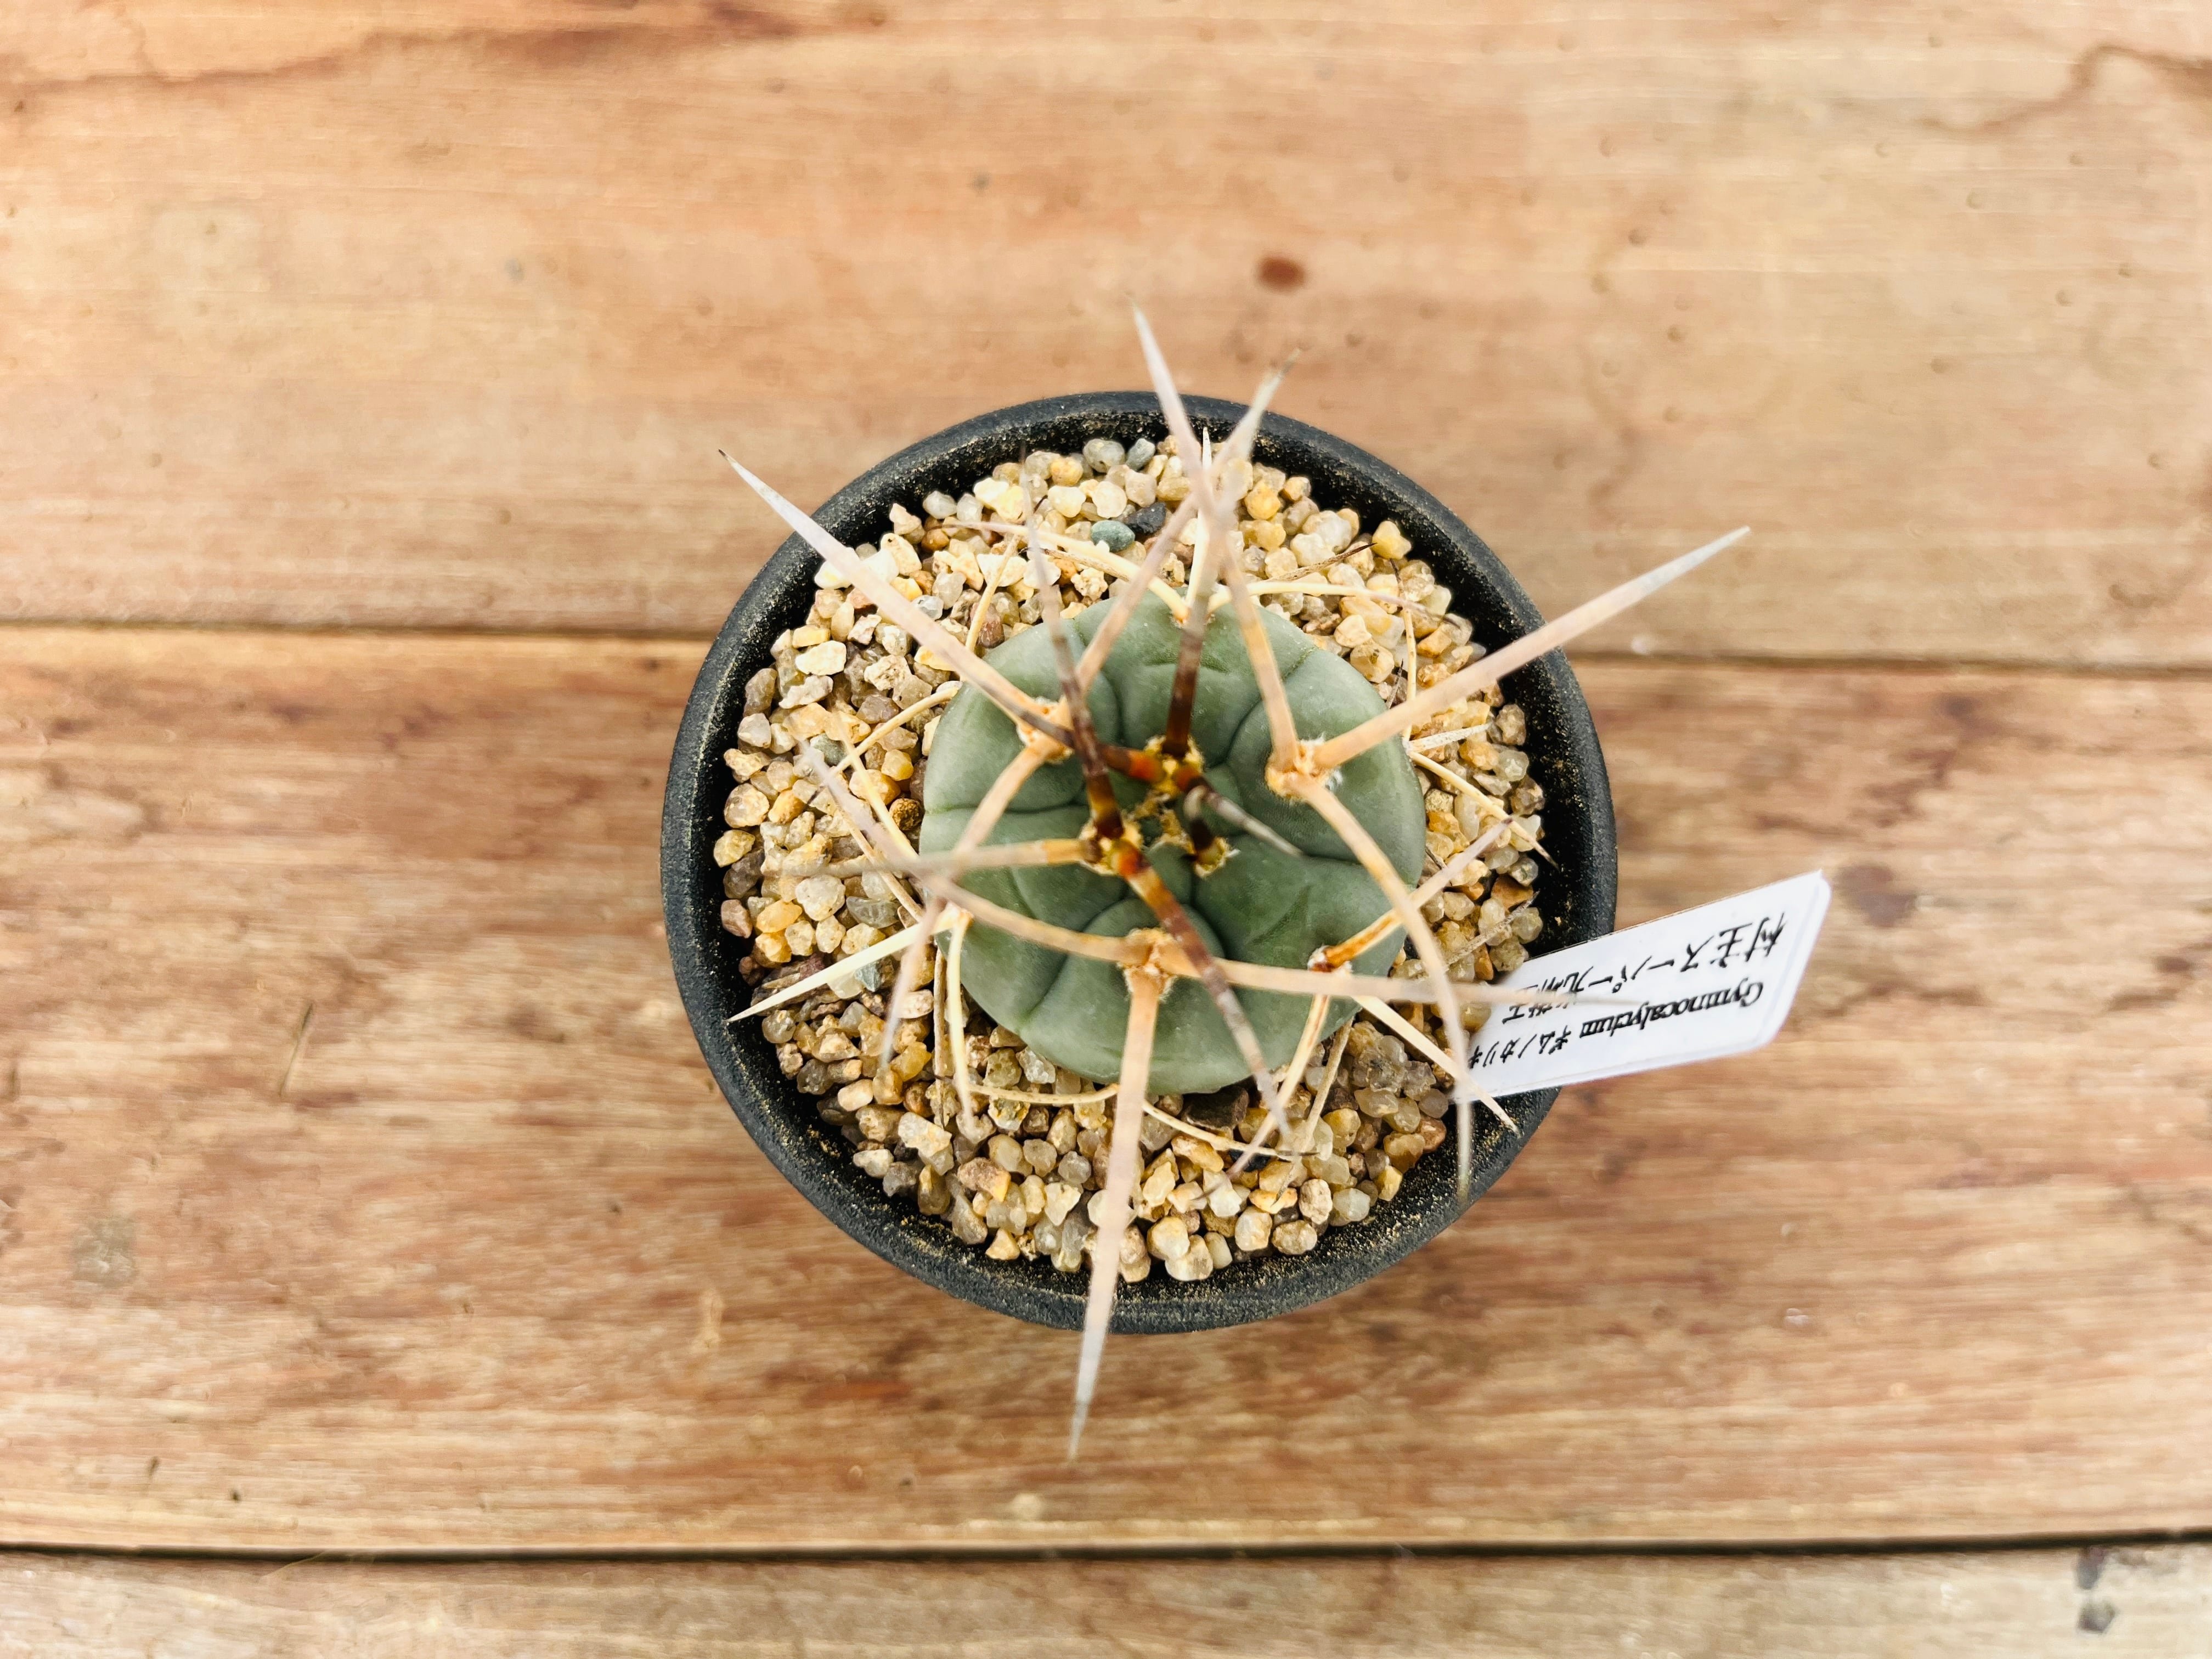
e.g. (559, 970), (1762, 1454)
(662, 391), (1618, 1333)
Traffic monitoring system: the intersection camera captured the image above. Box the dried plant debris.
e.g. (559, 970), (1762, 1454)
(720, 309), (1745, 1451)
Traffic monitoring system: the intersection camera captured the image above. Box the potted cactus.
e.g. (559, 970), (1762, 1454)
(664, 315), (1735, 1446)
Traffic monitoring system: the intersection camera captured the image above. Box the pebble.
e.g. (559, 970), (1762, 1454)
(1297, 1178), (1334, 1226)
(897, 1115), (952, 1159)
(1171, 1133), (1224, 1173)
(1383, 1132), (1426, 1170)
(1165, 1246), (1211, 1282)
(956, 1159), (1011, 1200)
(1139, 1152), (1178, 1208)
(1090, 520), (1136, 553)
(1149, 1216), (1191, 1261)
(794, 640), (847, 676)
(793, 875), (845, 921)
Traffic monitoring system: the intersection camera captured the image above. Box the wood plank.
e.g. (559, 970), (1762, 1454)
(5, 1545), (2209, 1657)
(2, 629), (2209, 1550)
(2, 2), (2206, 663)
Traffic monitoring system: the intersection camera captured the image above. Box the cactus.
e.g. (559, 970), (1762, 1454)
(724, 307), (1745, 1454)
(919, 589), (1425, 1094)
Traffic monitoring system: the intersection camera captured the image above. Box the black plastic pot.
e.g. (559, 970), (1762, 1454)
(663, 393), (1617, 1333)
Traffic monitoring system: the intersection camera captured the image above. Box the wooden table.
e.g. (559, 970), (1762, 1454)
(4, 2), (2209, 1651)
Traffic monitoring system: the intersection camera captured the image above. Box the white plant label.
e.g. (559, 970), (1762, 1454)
(1474, 871), (1832, 1096)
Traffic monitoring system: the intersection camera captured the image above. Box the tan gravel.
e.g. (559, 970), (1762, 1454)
(722, 434), (1548, 1276)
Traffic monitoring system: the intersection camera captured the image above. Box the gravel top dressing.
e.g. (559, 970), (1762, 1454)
(716, 430), (1549, 1284)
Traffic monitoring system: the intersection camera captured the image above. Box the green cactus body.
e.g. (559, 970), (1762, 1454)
(919, 592), (1425, 1094)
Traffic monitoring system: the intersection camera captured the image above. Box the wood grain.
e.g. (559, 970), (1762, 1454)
(3, 629), (2208, 1551)
(5, 1544), (2209, 1657)
(2, 1), (2206, 662)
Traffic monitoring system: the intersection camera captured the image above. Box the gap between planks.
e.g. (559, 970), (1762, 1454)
(8, 618), (2212, 685)
(14, 1523), (2212, 1566)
